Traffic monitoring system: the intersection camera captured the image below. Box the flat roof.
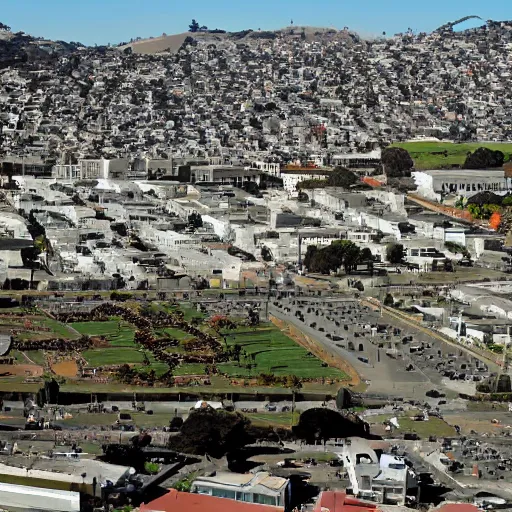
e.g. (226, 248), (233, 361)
(194, 471), (288, 493)
(418, 169), (505, 178)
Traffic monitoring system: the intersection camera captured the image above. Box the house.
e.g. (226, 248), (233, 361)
(340, 437), (418, 506)
(191, 471), (289, 507)
(332, 148), (382, 170)
(280, 167), (331, 194)
(412, 169), (509, 201)
(140, 488), (283, 512)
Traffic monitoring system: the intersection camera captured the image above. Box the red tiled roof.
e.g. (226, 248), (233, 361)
(436, 504), (479, 512)
(361, 177), (383, 188)
(313, 491), (379, 512)
(140, 489), (283, 512)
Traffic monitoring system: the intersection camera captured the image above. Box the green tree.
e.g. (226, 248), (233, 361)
(168, 408), (251, 457)
(189, 19), (200, 32)
(304, 240), (371, 275)
(293, 408), (370, 445)
(468, 203), (482, 219)
(464, 147), (504, 169)
(383, 293), (394, 306)
(382, 148), (414, 177)
(327, 167), (358, 187)
(188, 212), (203, 230)
(386, 243), (404, 264)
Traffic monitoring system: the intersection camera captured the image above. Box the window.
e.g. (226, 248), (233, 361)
(212, 488), (236, 500)
(253, 494), (276, 505)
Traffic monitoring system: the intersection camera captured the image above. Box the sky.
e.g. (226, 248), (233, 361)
(2, 0), (512, 46)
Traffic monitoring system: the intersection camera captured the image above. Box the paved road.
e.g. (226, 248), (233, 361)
(270, 305), (432, 399)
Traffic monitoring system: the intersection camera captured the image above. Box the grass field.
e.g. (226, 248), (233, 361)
(390, 141), (512, 170)
(218, 325), (348, 380)
(367, 413), (456, 437)
(174, 363), (208, 376)
(157, 327), (193, 341)
(82, 347), (145, 366)
(164, 303), (206, 323)
(2, 313), (79, 341)
(71, 320), (135, 346)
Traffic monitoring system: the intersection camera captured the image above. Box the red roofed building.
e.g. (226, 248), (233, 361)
(314, 491), (380, 512)
(140, 489), (283, 512)
(434, 504), (479, 512)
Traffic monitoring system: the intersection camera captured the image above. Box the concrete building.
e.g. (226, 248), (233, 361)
(191, 166), (262, 186)
(253, 161), (280, 177)
(191, 471), (289, 507)
(79, 158), (110, 180)
(413, 169), (509, 201)
(0, 482), (80, 512)
(340, 437), (417, 506)
(281, 168), (331, 194)
(332, 148), (382, 169)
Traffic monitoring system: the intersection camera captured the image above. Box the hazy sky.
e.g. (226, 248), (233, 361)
(3, 0), (512, 45)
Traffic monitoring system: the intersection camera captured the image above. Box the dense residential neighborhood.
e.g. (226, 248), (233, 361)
(2, 14), (512, 512)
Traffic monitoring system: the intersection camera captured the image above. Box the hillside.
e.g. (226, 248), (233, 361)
(119, 25), (359, 55)
(0, 27), (81, 69)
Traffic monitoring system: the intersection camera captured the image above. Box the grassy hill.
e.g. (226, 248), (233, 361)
(391, 141), (512, 170)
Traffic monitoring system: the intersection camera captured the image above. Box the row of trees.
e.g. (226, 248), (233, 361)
(189, 20), (209, 33)
(303, 240), (373, 274)
(380, 146), (507, 179)
(167, 406), (373, 457)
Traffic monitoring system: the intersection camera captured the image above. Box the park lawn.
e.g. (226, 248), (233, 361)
(23, 351), (47, 366)
(162, 303), (206, 323)
(42, 317), (81, 339)
(8, 316), (79, 341)
(367, 413), (456, 438)
(174, 363), (208, 376)
(143, 354), (169, 377)
(160, 327), (194, 341)
(70, 320), (135, 346)
(220, 327), (348, 380)
(82, 347), (145, 366)
(390, 141), (512, 170)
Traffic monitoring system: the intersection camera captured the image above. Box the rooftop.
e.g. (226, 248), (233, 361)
(313, 491), (379, 512)
(193, 471), (288, 494)
(141, 489), (283, 512)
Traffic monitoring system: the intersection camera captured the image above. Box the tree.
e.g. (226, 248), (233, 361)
(189, 19), (200, 32)
(445, 241), (470, 259)
(293, 408), (371, 445)
(386, 243), (404, 264)
(297, 167), (358, 190)
(383, 293), (394, 307)
(261, 246), (273, 262)
(464, 147), (504, 169)
(21, 235), (49, 290)
(381, 147), (414, 178)
(188, 212), (203, 230)
(303, 240), (372, 275)
(168, 408), (251, 457)
(327, 167), (358, 188)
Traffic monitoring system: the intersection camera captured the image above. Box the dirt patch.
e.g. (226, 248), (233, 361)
(270, 316), (360, 388)
(0, 364), (43, 377)
(52, 360), (78, 378)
